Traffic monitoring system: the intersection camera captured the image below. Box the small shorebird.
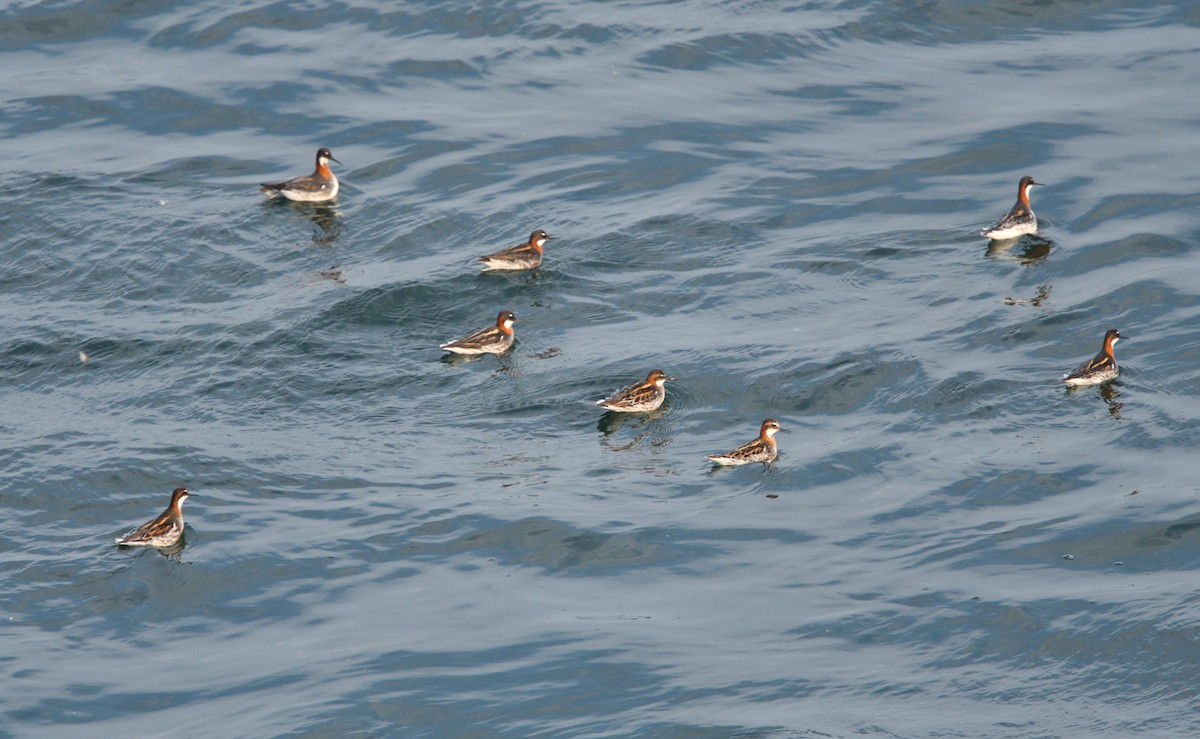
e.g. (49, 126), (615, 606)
(1062, 329), (1122, 386)
(479, 229), (556, 271)
(595, 369), (673, 412)
(707, 419), (784, 466)
(440, 310), (517, 355)
(260, 147), (341, 202)
(115, 487), (192, 547)
(982, 175), (1042, 240)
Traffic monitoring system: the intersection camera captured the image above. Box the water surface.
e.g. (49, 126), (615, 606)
(3, 1), (1200, 736)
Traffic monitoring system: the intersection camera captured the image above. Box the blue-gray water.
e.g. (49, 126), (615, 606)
(3, 0), (1200, 736)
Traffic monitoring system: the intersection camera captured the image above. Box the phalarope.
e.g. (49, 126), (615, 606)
(707, 419), (783, 466)
(116, 487), (191, 547)
(479, 229), (556, 271)
(1062, 329), (1122, 386)
(595, 369), (673, 412)
(982, 175), (1042, 240)
(260, 147), (340, 202)
(440, 310), (517, 355)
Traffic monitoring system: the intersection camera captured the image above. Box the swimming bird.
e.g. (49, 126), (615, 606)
(440, 310), (517, 355)
(707, 419), (783, 466)
(595, 369), (673, 412)
(479, 229), (556, 271)
(1062, 329), (1122, 386)
(115, 487), (191, 547)
(260, 147), (341, 202)
(982, 175), (1042, 240)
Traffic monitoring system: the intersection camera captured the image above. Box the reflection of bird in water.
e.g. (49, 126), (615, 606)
(987, 234), (1052, 265)
(1100, 384), (1124, 418)
(317, 266), (346, 284)
(600, 426), (653, 452)
(308, 206), (344, 245)
(982, 175), (1042, 240)
(597, 410), (673, 457)
(597, 404), (670, 438)
(1003, 285), (1052, 307)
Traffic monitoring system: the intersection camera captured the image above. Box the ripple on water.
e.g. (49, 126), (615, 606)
(4, 0), (1200, 736)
